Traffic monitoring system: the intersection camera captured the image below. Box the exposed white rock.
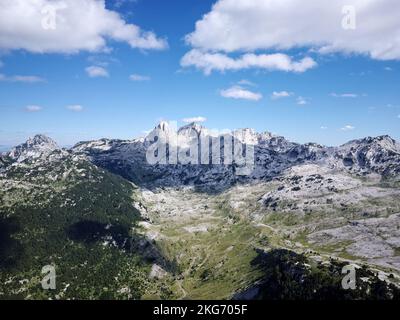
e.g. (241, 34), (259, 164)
(8, 134), (58, 163)
(308, 213), (400, 269)
(183, 225), (209, 233)
(149, 264), (168, 279)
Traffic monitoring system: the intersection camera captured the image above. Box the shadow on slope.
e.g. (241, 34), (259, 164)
(66, 220), (178, 274)
(0, 217), (24, 270)
(234, 248), (400, 300)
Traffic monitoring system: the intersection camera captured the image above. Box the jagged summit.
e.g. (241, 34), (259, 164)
(30, 134), (56, 145)
(342, 135), (397, 149)
(150, 121), (204, 137)
(331, 135), (400, 176)
(7, 134), (59, 163)
(232, 128), (258, 145)
(6, 127), (399, 188)
(156, 121), (170, 132)
(67, 123), (400, 190)
(178, 122), (203, 135)
(150, 122), (273, 143)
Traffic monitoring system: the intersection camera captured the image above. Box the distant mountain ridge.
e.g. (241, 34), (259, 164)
(2, 124), (399, 191)
(65, 123), (400, 191)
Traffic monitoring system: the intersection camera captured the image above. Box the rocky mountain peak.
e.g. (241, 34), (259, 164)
(368, 135), (398, 150)
(233, 128), (258, 145)
(343, 135), (397, 149)
(178, 122), (203, 136)
(143, 122), (173, 145)
(257, 131), (274, 141)
(29, 134), (57, 145)
(334, 134), (400, 175)
(8, 134), (59, 162)
(156, 121), (171, 132)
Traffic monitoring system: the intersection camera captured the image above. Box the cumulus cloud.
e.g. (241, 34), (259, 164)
(181, 49), (316, 75)
(85, 66), (109, 78)
(0, 74), (45, 83)
(185, 0), (400, 60)
(0, 0), (167, 54)
(341, 125), (355, 131)
(182, 116), (207, 123)
(271, 91), (293, 100)
(296, 96), (308, 105)
(220, 86), (262, 101)
(129, 74), (150, 81)
(331, 93), (358, 98)
(25, 105), (42, 112)
(66, 105), (83, 112)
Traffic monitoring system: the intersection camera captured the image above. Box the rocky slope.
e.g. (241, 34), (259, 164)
(331, 135), (400, 177)
(68, 124), (400, 296)
(0, 136), (173, 299)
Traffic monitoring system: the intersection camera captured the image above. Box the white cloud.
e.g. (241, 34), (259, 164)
(296, 96), (308, 105)
(271, 91), (293, 100)
(237, 79), (256, 86)
(182, 116), (207, 123)
(340, 125), (355, 131)
(129, 74), (150, 81)
(320, 126), (328, 130)
(25, 105), (42, 112)
(331, 93), (358, 98)
(66, 105), (83, 112)
(0, 74), (45, 83)
(185, 0), (400, 60)
(0, 0), (167, 54)
(85, 66), (109, 78)
(220, 86), (262, 101)
(181, 49), (316, 75)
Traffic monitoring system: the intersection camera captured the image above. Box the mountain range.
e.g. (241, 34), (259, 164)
(1, 123), (400, 299)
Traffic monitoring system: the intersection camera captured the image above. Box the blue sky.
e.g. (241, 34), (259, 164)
(0, 0), (399, 149)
